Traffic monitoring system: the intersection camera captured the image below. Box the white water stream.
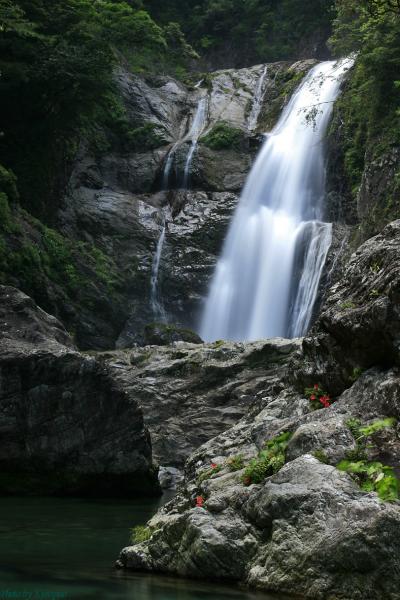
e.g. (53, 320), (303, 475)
(248, 65), (268, 131)
(200, 59), (353, 342)
(150, 221), (167, 321)
(150, 94), (208, 320)
(182, 96), (208, 188)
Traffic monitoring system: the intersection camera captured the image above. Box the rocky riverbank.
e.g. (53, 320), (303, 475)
(116, 221), (400, 599)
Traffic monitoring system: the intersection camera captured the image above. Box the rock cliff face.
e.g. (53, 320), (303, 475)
(117, 222), (400, 599)
(0, 285), (158, 496)
(58, 61), (313, 349)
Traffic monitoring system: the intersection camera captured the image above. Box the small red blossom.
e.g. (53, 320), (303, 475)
(319, 396), (331, 408)
(195, 496), (204, 507)
(314, 384), (319, 390)
(310, 394), (316, 401)
(211, 462), (218, 469)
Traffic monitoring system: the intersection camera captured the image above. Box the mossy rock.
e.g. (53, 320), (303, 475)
(200, 121), (244, 151)
(143, 322), (203, 346)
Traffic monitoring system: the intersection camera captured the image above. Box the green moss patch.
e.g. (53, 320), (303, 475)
(201, 122), (244, 151)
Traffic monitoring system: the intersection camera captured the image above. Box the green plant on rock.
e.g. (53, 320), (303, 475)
(370, 262), (381, 274)
(197, 463), (222, 484)
(126, 123), (167, 152)
(340, 300), (357, 310)
(131, 525), (152, 544)
(304, 384), (332, 410)
(338, 417), (399, 501)
(337, 460), (399, 502)
(242, 431), (292, 486)
(359, 417), (397, 438)
(212, 340), (225, 348)
(201, 121), (243, 151)
(313, 449), (330, 464)
(349, 367), (364, 383)
(346, 417), (396, 442)
(226, 454), (245, 472)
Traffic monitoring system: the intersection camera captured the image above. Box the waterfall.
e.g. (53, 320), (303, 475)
(182, 96), (208, 188)
(150, 221), (167, 321)
(200, 59), (353, 342)
(248, 65), (268, 131)
(150, 94), (208, 320)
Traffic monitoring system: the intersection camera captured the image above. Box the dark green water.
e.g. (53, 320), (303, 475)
(0, 495), (289, 600)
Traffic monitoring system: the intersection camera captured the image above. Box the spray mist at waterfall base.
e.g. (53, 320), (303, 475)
(200, 59), (353, 343)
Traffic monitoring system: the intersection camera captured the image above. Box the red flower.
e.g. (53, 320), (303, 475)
(314, 384), (319, 390)
(195, 496), (204, 507)
(319, 396), (331, 408)
(211, 462), (218, 469)
(310, 395), (316, 401)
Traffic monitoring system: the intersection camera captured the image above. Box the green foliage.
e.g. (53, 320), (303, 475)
(145, 0), (333, 64)
(339, 416), (399, 500)
(0, 0), (36, 36)
(349, 366), (364, 382)
(329, 0), (400, 237)
(0, 0), (193, 217)
(201, 122), (243, 151)
(197, 464), (222, 484)
(337, 459), (399, 502)
(226, 454), (245, 472)
(0, 193), (12, 232)
(313, 449), (330, 464)
(131, 525), (152, 543)
(346, 417), (362, 438)
(340, 300), (356, 310)
(242, 432), (292, 486)
(0, 165), (18, 203)
(358, 417), (397, 437)
(127, 123), (167, 151)
(346, 417), (396, 441)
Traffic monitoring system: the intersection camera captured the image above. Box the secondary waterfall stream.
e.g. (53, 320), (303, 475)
(183, 95), (208, 188)
(201, 59), (353, 342)
(248, 65), (268, 131)
(150, 93), (208, 320)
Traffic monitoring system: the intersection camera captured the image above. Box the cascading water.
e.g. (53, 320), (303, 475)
(150, 94), (208, 320)
(182, 95), (208, 188)
(200, 59), (353, 342)
(150, 220), (167, 321)
(248, 65), (268, 131)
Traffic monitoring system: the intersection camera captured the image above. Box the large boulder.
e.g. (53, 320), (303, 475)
(101, 338), (301, 471)
(0, 286), (159, 496)
(117, 364), (400, 598)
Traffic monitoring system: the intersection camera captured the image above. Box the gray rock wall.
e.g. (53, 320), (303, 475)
(0, 286), (159, 496)
(58, 61), (310, 349)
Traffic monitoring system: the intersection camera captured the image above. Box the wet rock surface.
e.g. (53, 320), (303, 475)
(99, 338), (300, 470)
(117, 222), (400, 599)
(300, 220), (400, 393)
(58, 61), (309, 349)
(0, 286), (158, 496)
